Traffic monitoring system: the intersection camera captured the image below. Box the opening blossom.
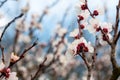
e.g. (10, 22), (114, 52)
(100, 22), (112, 33)
(77, 10), (90, 21)
(77, 0), (88, 11)
(87, 18), (100, 34)
(10, 52), (20, 63)
(98, 33), (112, 46)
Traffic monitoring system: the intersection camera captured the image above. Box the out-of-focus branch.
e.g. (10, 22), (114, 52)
(60, 5), (71, 27)
(39, 0), (60, 23)
(0, 0), (7, 7)
(13, 29), (20, 53)
(31, 57), (47, 80)
(114, 31), (120, 44)
(0, 41), (37, 79)
(8, 41), (37, 68)
(0, 13), (24, 42)
(0, 45), (5, 63)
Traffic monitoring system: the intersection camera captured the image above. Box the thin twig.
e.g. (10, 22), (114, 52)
(0, 46), (5, 63)
(8, 41), (37, 68)
(13, 29), (20, 53)
(0, 13), (24, 42)
(31, 57), (47, 80)
(78, 53), (92, 80)
(0, 0), (7, 7)
(85, 0), (94, 18)
(78, 53), (90, 70)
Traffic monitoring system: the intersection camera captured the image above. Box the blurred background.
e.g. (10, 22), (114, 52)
(0, 0), (119, 42)
(0, 0), (120, 80)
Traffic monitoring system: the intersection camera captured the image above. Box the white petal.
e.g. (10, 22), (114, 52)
(0, 62), (5, 70)
(69, 29), (79, 37)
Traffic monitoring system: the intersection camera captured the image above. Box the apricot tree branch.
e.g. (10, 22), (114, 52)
(114, 31), (120, 44)
(8, 41), (37, 68)
(0, 46), (5, 63)
(78, 53), (92, 80)
(0, 0), (7, 7)
(113, 0), (120, 41)
(110, 0), (120, 80)
(31, 57), (47, 80)
(0, 13), (24, 42)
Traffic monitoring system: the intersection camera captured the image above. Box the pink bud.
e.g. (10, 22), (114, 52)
(81, 4), (88, 10)
(93, 10), (99, 16)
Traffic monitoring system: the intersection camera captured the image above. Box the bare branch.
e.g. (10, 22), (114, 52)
(31, 57), (47, 80)
(113, 0), (120, 43)
(0, 46), (5, 63)
(8, 41), (37, 68)
(0, 13), (24, 42)
(0, 0), (7, 7)
(13, 29), (20, 53)
(114, 31), (120, 44)
(85, 0), (94, 18)
(78, 53), (92, 80)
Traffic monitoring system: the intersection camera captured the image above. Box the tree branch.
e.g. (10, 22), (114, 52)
(113, 0), (120, 42)
(109, 0), (120, 80)
(31, 57), (47, 80)
(8, 41), (37, 68)
(0, 46), (5, 63)
(114, 31), (120, 44)
(78, 53), (92, 80)
(0, 0), (7, 7)
(0, 13), (24, 42)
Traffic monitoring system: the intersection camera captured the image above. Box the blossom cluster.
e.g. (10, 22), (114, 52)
(68, 0), (113, 56)
(0, 0), (119, 80)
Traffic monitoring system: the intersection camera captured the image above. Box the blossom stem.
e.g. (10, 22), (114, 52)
(85, 0), (94, 18)
(78, 53), (92, 80)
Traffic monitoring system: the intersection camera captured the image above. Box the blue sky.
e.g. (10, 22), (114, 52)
(0, 0), (119, 42)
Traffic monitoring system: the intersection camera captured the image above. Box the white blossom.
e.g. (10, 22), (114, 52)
(100, 22), (112, 33)
(10, 52), (19, 62)
(98, 33), (112, 45)
(69, 29), (79, 38)
(7, 72), (18, 80)
(87, 18), (100, 34)
(0, 62), (5, 71)
(68, 37), (94, 55)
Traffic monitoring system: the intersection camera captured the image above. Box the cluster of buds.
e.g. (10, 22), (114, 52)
(74, 0), (113, 46)
(68, 37), (94, 55)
